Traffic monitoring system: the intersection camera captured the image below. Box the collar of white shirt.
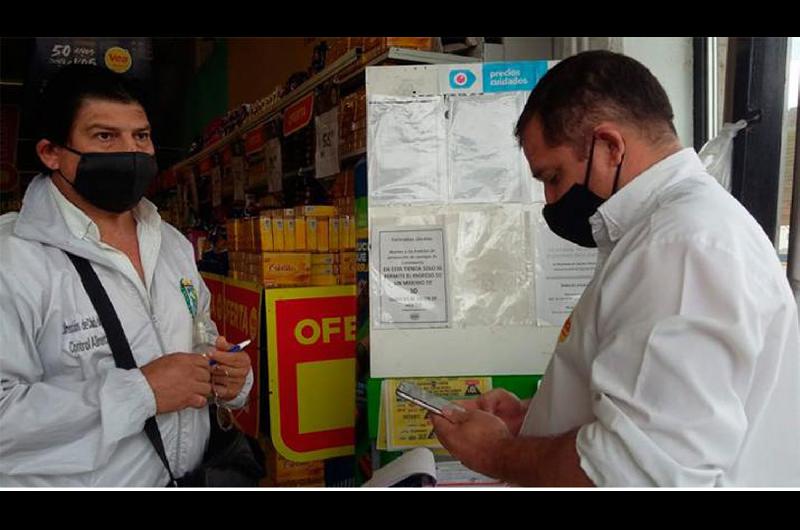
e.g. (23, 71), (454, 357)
(47, 176), (161, 245)
(590, 147), (707, 248)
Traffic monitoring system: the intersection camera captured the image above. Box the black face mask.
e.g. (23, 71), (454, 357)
(55, 145), (158, 213)
(542, 137), (624, 248)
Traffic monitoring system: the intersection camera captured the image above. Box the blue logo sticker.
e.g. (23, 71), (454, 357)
(449, 69), (477, 89)
(483, 61), (548, 93)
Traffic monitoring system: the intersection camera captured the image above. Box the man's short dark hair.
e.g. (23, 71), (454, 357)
(515, 50), (677, 152)
(38, 64), (148, 146)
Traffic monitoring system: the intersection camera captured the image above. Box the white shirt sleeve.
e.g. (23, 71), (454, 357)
(0, 274), (156, 476)
(224, 369), (254, 410)
(575, 238), (763, 487)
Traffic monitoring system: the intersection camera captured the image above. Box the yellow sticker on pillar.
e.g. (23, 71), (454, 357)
(266, 286), (357, 462)
(223, 278), (263, 438)
(385, 377), (493, 451)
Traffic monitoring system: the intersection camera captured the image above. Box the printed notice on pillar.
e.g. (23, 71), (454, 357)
(534, 211), (597, 327)
(377, 228), (448, 328)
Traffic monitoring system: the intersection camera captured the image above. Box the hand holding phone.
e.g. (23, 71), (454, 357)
(395, 382), (466, 423)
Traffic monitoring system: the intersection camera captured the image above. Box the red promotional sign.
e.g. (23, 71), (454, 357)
(222, 278), (263, 438)
(282, 93), (314, 137)
(160, 168), (177, 189)
(244, 126), (266, 155)
(267, 286), (356, 462)
(222, 144), (233, 165)
(199, 156), (214, 175)
(200, 273), (226, 337)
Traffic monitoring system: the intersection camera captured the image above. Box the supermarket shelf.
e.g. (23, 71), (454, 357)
(170, 47), (475, 174)
(172, 49), (360, 172)
(340, 147), (367, 161)
(283, 165), (315, 179)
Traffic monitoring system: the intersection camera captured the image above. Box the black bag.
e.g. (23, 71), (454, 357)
(66, 252), (265, 487)
(175, 404), (265, 487)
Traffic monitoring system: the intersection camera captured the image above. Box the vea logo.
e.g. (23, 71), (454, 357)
(449, 69), (477, 89)
(483, 61), (548, 93)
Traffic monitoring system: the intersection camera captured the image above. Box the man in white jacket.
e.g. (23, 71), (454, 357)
(431, 51), (800, 487)
(0, 65), (253, 486)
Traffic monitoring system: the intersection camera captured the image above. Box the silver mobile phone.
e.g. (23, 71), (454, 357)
(395, 382), (465, 422)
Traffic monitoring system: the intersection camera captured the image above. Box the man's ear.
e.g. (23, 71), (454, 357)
(592, 125), (625, 167)
(36, 139), (60, 173)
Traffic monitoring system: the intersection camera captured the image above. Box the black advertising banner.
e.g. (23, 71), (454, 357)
(29, 37), (153, 97)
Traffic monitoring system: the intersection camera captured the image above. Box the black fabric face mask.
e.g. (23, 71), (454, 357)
(55, 145), (158, 213)
(542, 137), (623, 248)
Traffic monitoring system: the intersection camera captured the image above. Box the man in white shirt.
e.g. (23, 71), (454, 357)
(431, 50), (800, 487)
(0, 65), (253, 486)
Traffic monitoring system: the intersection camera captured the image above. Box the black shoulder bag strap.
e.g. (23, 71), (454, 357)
(65, 251), (178, 487)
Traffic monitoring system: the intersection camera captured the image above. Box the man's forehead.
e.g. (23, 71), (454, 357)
(520, 119), (552, 166)
(74, 99), (149, 128)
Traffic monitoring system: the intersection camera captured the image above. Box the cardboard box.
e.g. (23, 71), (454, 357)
(349, 216), (357, 250)
(311, 253), (339, 266)
(340, 251), (356, 285)
(261, 253), (311, 288)
(339, 216), (351, 250)
(364, 37), (435, 53)
(310, 274), (339, 286)
(295, 216), (307, 250)
(329, 217), (340, 251)
(285, 218), (296, 251)
(241, 218), (255, 252)
(317, 219), (330, 253)
(311, 264), (339, 276)
(326, 37), (348, 65)
(297, 205), (338, 218)
(306, 217), (318, 252)
(258, 213), (274, 252)
(262, 440), (325, 487)
(272, 215), (285, 251)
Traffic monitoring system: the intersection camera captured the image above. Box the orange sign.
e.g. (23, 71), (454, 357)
(282, 93), (314, 137)
(267, 286), (356, 462)
(222, 278), (263, 438)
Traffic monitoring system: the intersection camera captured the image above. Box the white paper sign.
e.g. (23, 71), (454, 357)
(265, 138), (282, 192)
(377, 228), (448, 327)
(534, 214), (597, 326)
(315, 108), (340, 179)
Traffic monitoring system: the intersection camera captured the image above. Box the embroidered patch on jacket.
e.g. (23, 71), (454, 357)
(179, 278), (198, 318)
(558, 315), (572, 343)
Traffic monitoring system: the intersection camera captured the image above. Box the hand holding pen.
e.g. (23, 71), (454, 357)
(205, 336), (252, 402)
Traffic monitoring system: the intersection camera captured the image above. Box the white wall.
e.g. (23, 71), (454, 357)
(501, 37), (554, 60)
(547, 37), (694, 148)
(622, 37), (694, 148)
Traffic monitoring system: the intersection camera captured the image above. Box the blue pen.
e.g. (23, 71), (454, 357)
(228, 339), (251, 352)
(209, 339), (251, 365)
